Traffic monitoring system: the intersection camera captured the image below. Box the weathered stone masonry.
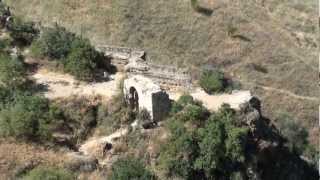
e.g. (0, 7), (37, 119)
(123, 75), (171, 122)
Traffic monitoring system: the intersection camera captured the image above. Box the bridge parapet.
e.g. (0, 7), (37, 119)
(97, 45), (192, 89)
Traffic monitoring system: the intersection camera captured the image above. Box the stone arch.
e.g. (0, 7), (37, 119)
(129, 86), (139, 112)
(123, 75), (171, 121)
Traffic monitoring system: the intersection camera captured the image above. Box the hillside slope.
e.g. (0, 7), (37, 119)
(4, 0), (318, 142)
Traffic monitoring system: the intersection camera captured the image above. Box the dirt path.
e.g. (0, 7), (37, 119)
(78, 128), (128, 157)
(241, 81), (318, 101)
(169, 88), (253, 111)
(31, 68), (124, 100)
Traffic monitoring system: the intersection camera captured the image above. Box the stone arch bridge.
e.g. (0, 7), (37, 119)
(97, 45), (253, 122)
(97, 45), (192, 121)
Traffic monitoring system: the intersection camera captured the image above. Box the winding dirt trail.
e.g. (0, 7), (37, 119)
(241, 81), (318, 101)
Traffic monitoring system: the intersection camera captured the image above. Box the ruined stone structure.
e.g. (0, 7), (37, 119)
(96, 45), (192, 121)
(123, 75), (171, 122)
(97, 45), (192, 90)
(97, 45), (255, 122)
(96, 45), (146, 69)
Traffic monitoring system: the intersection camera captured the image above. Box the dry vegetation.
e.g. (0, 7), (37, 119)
(3, 0), (318, 143)
(0, 138), (68, 179)
(1, 0), (319, 146)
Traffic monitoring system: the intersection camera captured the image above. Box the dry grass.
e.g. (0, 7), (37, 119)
(3, 0), (318, 144)
(0, 138), (69, 178)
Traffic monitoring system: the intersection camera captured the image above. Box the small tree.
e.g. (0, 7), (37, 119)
(110, 157), (155, 180)
(199, 69), (226, 94)
(194, 112), (248, 178)
(24, 167), (74, 180)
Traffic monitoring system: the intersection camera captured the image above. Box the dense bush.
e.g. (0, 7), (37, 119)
(31, 25), (75, 59)
(110, 157), (155, 180)
(159, 102), (248, 179)
(171, 94), (201, 114)
(64, 37), (104, 81)
(23, 167), (74, 180)
(276, 112), (309, 155)
(171, 94), (209, 123)
(0, 94), (55, 141)
(159, 120), (198, 179)
(31, 25), (107, 81)
(199, 69), (226, 94)
(0, 38), (12, 52)
(195, 116), (248, 178)
(7, 17), (39, 46)
(0, 53), (27, 89)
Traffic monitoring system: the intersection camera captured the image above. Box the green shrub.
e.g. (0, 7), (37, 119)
(0, 95), (53, 141)
(32, 24), (108, 81)
(171, 94), (195, 114)
(160, 102), (248, 179)
(110, 157), (154, 180)
(159, 119), (198, 179)
(0, 38), (12, 52)
(7, 17), (39, 46)
(23, 167), (74, 180)
(0, 53), (27, 89)
(276, 112), (309, 155)
(64, 37), (104, 81)
(199, 69), (226, 94)
(194, 112), (248, 178)
(177, 104), (209, 122)
(32, 25), (75, 59)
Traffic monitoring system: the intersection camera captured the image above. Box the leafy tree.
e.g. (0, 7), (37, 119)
(194, 110), (248, 178)
(0, 53), (27, 89)
(23, 167), (74, 180)
(110, 157), (155, 180)
(0, 95), (53, 141)
(194, 119), (227, 177)
(199, 69), (226, 94)
(159, 120), (198, 179)
(161, 102), (248, 179)
(276, 112), (309, 155)
(225, 127), (248, 164)
(64, 37), (104, 81)
(7, 17), (39, 46)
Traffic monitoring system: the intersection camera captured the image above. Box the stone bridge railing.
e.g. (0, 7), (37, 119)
(96, 45), (145, 60)
(97, 45), (192, 89)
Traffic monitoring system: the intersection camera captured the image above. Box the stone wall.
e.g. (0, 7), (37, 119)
(97, 45), (192, 89)
(96, 45), (145, 60)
